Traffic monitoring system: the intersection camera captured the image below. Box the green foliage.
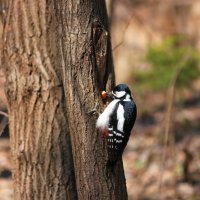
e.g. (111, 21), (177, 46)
(134, 159), (147, 170)
(133, 36), (200, 91)
(176, 163), (184, 176)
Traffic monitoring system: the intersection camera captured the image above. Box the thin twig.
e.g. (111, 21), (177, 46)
(112, 11), (154, 52)
(159, 52), (191, 197)
(112, 13), (134, 52)
(0, 110), (8, 118)
(0, 116), (8, 136)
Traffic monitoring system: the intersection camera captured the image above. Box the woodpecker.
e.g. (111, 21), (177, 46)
(96, 84), (137, 168)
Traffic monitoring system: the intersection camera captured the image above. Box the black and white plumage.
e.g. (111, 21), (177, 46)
(96, 84), (137, 168)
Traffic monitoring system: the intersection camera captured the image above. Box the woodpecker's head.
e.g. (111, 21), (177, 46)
(108, 84), (132, 100)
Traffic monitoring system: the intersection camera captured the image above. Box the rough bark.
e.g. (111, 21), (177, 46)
(54, 0), (128, 199)
(2, 0), (77, 199)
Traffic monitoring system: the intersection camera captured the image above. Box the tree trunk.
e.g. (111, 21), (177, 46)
(2, 0), (128, 199)
(0, 0), (9, 68)
(54, 0), (127, 199)
(2, 0), (77, 199)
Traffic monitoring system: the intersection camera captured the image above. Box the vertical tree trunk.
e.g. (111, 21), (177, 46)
(55, 0), (128, 199)
(2, 0), (128, 199)
(2, 0), (77, 199)
(106, 0), (116, 26)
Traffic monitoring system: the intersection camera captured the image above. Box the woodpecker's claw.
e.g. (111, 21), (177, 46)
(87, 102), (101, 115)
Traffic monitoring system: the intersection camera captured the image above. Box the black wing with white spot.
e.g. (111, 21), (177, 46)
(107, 100), (137, 167)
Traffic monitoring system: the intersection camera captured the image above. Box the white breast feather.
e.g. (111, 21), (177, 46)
(96, 99), (119, 129)
(117, 104), (125, 132)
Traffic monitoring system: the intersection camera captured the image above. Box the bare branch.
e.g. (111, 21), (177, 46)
(0, 116), (8, 136)
(159, 51), (191, 197)
(0, 110), (8, 118)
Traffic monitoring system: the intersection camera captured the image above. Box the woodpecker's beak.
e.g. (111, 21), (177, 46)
(106, 92), (114, 99)
(101, 91), (114, 99)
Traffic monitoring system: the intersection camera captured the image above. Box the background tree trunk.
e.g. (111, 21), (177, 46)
(2, 0), (128, 199)
(0, 0), (9, 137)
(2, 0), (77, 199)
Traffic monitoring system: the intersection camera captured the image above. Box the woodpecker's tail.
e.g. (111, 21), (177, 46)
(106, 159), (118, 172)
(107, 160), (117, 168)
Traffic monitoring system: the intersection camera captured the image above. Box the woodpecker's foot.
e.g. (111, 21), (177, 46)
(87, 102), (101, 115)
(100, 129), (109, 139)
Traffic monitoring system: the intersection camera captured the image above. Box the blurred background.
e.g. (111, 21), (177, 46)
(108, 0), (200, 199)
(0, 0), (200, 199)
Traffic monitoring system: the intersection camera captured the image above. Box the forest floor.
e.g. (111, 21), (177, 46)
(0, 79), (200, 200)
